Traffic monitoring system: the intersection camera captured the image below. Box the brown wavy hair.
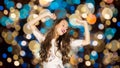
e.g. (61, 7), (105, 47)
(40, 18), (71, 64)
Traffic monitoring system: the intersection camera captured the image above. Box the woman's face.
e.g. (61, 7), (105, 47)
(55, 19), (68, 36)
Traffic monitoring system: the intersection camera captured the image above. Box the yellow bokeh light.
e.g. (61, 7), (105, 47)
(112, 17), (117, 23)
(7, 57), (12, 63)
(14, 61), (20, 66)
(85, 61), (91, 66)
(0, 61), (3, 66)
(84, 54), (90, 60)
(3, 10), (8, 15)
(13, 54), (19, 60)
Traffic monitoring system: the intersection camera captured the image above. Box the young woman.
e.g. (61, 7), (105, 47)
(27, 10), (90, 68)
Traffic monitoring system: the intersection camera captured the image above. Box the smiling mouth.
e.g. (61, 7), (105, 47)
(61, 29), (65, 34)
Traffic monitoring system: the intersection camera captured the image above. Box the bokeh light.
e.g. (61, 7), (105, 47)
(86, 14), (97, 24)
(0, 0), (120, 68)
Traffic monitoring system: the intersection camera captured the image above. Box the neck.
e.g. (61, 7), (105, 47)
(54, 31), (59, 40)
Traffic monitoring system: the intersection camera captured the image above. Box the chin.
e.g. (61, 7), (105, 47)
(59, 33), (64, 36)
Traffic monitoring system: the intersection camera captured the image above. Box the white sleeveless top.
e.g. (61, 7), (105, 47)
(42, 39), (64, 68)
(33, 39), (83, 68)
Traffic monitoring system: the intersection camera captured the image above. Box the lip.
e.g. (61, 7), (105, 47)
(61, 29), (65, 34)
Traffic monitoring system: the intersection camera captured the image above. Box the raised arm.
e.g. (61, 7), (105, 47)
(70, 20), (90, 47)
(27, 9), (56, 43)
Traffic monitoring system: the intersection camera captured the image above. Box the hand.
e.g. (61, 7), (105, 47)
(39, 9), (56, 20)
(50, 13), (56, 20)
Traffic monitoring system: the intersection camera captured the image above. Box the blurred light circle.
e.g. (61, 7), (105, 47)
(110, 40), (120, 52)
(107, 34), (112, 40)
(105, 28), (116, 40)
(7, 46), (13, 52)
(77, 4), (89, 13)
(49, 1), (59, 10)
(112, 8), (118, 17)
(55, 8), (67, 19)
(16, 3), (22, 9)
(86, 3), (95, 13)
(15, 25), (21, 31)
(0, 5), (4, 11)
(90, 50), (98, 60)
(3, 10), (8, 15)
(70, 55), (78, 65)
(12, 31), (19, 37)
(84, 54), (90, 60)
(10, 13), (16, 19)
(21, 62), (27, 68)
(39, 0), (53, 7)
(4, 31), (14, 44)
(13, 54), (18, 60)
(20, 8), (29, 19)
(2, 53), (7, 59)
(91, 51), (97, 56)
(102, 8), (113, 20)
(117, 22), (120, 27)
(21, 40), (27, 46)
(86, 14), (96, 24)
(98, 23), (104, 30)
(28, 40), (40, 53)
(100, 1), (106, 7)
(78, 47), (84, 52)
(33, 5), (38, 10)
(12, 40), (17, 46)
(78, 57), (83, 62)
(104, 0), (114, 4)
(44, 19), (54, 29)
(6, 1), (15, 10)
(26, 34), (32, 39)
(92, 40), (98, 46)
(9, 9), (19, 22)
(81, 13), (87, 18)
(14, 61), (20, 66)
(85, 61), (91, 66)
(97, 34), (104, 40)
(40, 28), (47, 34)
(7, 57), (12, 63)
(20, 50), (26, 57)
(0, 61), (3, 66)
(23, 23), (32, 34)
(19, 58), (24, 64)
(112, 17), (117, 23)
(93, 62), (99, 68)
(105, 20), (111, 26)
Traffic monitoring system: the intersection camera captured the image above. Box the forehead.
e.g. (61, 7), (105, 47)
(60, 20), (68, 26)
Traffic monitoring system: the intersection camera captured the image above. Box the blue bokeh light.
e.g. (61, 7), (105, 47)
(90, 51), (98, 60)
(0, 16), (13, 26)
(2, 53), (7, 59)
(6, 1), (15, 9)
(49, 1), (59, 10)
(40, 28), (47, 34)
(44, 19), (54, 29)
(7, 46), (13, 52)
(117, 21), (120, 27)
(0, 5), (4, 11)
(72, 0), (80, 4)
(78, 47), (84, 52)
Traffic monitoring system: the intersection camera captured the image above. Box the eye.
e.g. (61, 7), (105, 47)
(62, 24), (64, 27)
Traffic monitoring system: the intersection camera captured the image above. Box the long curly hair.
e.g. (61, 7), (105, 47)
(40, 18), (71, 64)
